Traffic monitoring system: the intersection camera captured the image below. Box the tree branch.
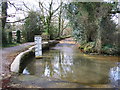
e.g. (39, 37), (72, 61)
(39, 2), (49, 12)
(23, 2), (31, 11)
(62, 23), (69, 31)
(109, 10), (120, 14)
(6, 17), (28, 23)
(8, 1), (18, 11)
(53, 2), (63, 15)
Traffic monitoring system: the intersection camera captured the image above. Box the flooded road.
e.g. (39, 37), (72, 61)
(11, 38), (120, 88)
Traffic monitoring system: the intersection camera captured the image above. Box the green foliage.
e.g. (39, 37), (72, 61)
(24, 11), (43, 42)
(65, 2), (118, 54)
(3, 43), (20, 48)
(49, 25), (58, 40)
(102, 44), (113, 52)
(2, 30), (8, 46)
(41, 32), (50, 41)
(80, 42), (95, 53)
(16, 30), (21, 43)
(101, 44), (118, 55)
(101, 15), (117, 45)
(8, 31), (12, 43)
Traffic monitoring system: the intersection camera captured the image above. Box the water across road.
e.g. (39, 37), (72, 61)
(10, 38), (120, 88)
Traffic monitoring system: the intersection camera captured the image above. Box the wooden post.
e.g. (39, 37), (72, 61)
(34, 35), (42, 58)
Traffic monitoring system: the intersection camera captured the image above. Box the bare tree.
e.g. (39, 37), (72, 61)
(39, 0), (63, 39)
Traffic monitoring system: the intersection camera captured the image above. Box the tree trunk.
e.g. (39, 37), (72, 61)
(1, 1), (8, 46)
(58, 2), (62, 37)
(95, 30), (102, 53)
(60, 19), (64, 36)
(47, 15), (52, 39)
(95, 19), (102, 54)
(58, 12), (61, 37)
(2, 2), (8, 30)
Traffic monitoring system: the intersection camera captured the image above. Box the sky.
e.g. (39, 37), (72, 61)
(7, 0), (40, 22)
(6, 0), (119, 24)
(7, 0), (64, 23)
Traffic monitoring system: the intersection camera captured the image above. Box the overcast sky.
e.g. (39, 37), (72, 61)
(7, 0), (119, 24)
(7, 0), (42, 22)
(7, 0), (65, 23)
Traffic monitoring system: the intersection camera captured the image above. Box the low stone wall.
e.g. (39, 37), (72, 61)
(10, 46), (35, 73)
(10, 40), (59, 73)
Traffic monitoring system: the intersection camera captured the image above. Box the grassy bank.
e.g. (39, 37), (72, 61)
(79, 42), (120, 56)
(2, 43), (20, 48)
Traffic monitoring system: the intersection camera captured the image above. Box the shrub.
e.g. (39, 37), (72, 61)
(16, 30), (21, 43)
(8, 31), (12, 43)
(2, 31), (8, 46)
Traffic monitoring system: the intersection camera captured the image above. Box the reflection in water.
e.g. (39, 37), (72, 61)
(44, 62), (50, 77)
(23, 68), (30, 75)
(22, 39), (119, 87)
(109, 62), (120, 88)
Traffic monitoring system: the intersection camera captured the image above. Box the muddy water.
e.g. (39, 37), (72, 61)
(15, 38), (120, 88)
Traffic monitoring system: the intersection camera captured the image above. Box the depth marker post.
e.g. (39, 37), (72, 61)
(34, 35), (42, 58)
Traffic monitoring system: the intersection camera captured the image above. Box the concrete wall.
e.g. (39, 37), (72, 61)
(10, 41), (59, 73)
